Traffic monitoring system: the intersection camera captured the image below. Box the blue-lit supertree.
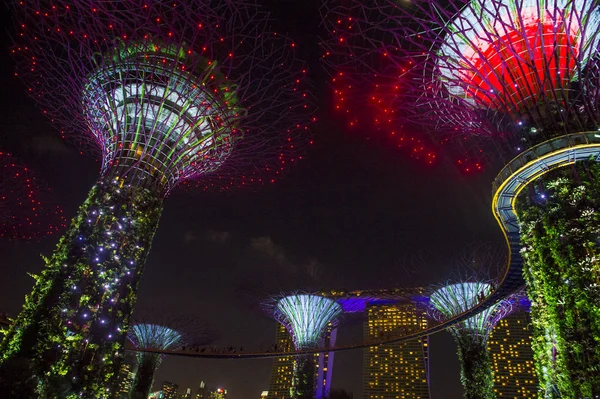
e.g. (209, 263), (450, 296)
(322, 1), (600, 396)
(430, 283), (517, 399)
(1, 0), (313, 397)
(127, 320), (217, 399)
(268, 294), (343, 399)
(128, 325), (182, 399)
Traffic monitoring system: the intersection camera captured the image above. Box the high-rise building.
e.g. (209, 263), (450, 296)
(114, 361), (135, 398)
(209, 388), (228, 399)
(363, 302), (430, 399)
(180, 388), (193, 399)
(162, 381), (179, 399)
(266, 323), (337, 399)
(488, 312), (538, 398)
(196, 380), (209, 399)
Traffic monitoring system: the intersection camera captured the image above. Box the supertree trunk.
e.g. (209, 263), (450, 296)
(454, 335), (495, 399)
(518, 162), (600, 398)
(292, 354), (316, 399)
(0, 173), (163, 398)
(130, 354), (162, 399)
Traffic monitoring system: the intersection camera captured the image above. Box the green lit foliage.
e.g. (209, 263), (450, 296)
(291, 354), (315, 399)
(518, 161), (600, 398)
(0, 176), (163, 398)
(454, 334), (495, 399)
(128, 324), (183, 399)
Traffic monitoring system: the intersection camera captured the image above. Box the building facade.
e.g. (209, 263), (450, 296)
(266, 323), (337, 399)
(488, 312), (538, 398)
(363, 302), (430, 399)
(162, 381), (179, 399)
(114, 361), (135, 398)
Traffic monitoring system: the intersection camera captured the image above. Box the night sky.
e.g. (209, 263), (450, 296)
(0, 1), (506, 398)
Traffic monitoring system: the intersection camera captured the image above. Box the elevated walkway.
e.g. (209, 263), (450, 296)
(130, 132), (600, 359)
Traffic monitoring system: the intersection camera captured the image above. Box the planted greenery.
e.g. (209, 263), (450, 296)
(0, 176), (163, 398)
(518, 161), (600, 398)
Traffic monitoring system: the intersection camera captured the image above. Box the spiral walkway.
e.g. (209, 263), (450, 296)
(129, 132), (600, 359)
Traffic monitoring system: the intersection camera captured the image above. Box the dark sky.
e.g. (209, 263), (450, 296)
(0, 1), (506, 398)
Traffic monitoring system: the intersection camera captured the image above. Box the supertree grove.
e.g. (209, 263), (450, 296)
(0, 152), (65, 241)
(0, 1), (313, 397)
(321, 1), (600, 396)
(430, 282), (518, 399)
(127, 319), (217, 399)
(268, 293), (343, 399)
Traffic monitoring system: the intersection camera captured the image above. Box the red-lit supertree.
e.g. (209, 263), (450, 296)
(0, 151), (65, 241)
(0, 1), (313, 397)
(322, 1), (600, 396)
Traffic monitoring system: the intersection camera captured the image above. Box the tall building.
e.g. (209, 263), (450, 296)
(114, 361), (135, 398)
(196, 380), (209, 399)
(363, 302), (430, 399)
(209, 388), (228, 399)
(162, 381), (179, 399)
(488, 312), (538, 398)
(266, 323), (337, 399)
(180, 388), (193, 399)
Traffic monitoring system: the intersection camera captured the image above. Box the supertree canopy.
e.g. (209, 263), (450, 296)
(0, 1), (313, 397)
(127, 325), (182, 399)
(0, 152), (66, 240)
(269, 294), (343, 399)
(430, 283), (517, 399)
(322, 0), (600, 167)
(322, 1), (600, 396)
(127, 321), (216, 399)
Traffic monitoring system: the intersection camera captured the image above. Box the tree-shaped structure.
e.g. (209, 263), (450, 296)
(127, 321), (217, 399)
(0, 152), (65, 240)
(430, 283), (517, 399)
(1, 1), (313, 397)
(269, 294), (343, 399)
(322, 1), (600, 395)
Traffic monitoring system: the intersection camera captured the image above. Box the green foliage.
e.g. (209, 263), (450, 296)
(291, 354), (316, 399)
(518, 162), (600, 398)
(130, 354), (162, 399)
(0, 176), (164, 398)
(452, 333), (496, 399)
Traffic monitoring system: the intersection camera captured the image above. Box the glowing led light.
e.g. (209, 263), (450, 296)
(430, 283), (515, 338)
(274, 294), (343, 349)
(437, 0), (600, 114)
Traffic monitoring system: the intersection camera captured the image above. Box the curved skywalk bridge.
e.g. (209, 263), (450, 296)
(129, 132), (600, 359)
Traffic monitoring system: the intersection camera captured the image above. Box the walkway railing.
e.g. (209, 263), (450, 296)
(129, 132), (600, 359)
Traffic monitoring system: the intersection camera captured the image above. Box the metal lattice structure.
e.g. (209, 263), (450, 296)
(0, 152), (65, 240)
(0, 1), (313, 396)
(271, 294), (343, 350)
(430, 282), (516, 341)
(126, 313), (218, 399)
(321, 0), (600, 169)
(128, 324), (183, 353)
(429, 283), (520, 399)
(13, 1), (313, 193)
(267, 293), (343, 399)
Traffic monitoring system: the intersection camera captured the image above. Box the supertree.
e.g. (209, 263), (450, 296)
(429, 282), (518, 399)
(267, 293), (343, 399)
(321, 1), (600, 396)
(0, 152), (65, 241)
(1, 1), (313, 397)
(127, 318), (217, 399)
